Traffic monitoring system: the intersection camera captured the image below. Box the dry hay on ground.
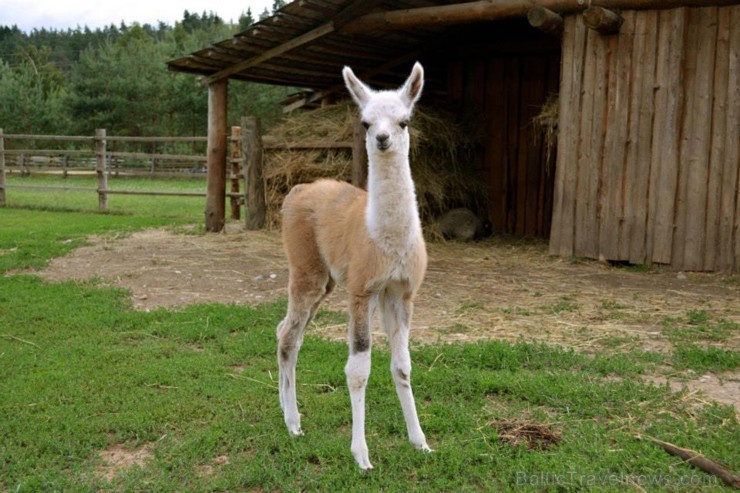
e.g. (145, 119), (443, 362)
(264, 102), (487, 235)
(490, 420), (562, 451)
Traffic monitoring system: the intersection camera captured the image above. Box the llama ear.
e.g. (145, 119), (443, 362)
(399, 62), (424, 108)
(343, 66), (371, 108)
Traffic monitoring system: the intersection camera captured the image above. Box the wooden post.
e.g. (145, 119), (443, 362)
(583, 7), (624, 34)
(205, 79), (228, 232)
(351, 118), (367, 189)
(95, 128), (108, 212)
(230, 126), (242, 220)
(527, 7), (564, 36)
(242, 116), (266, 230)
(0, 128), (5, 206)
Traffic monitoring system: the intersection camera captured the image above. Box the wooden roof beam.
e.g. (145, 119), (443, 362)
(203, 22), (335, 84)
(339, 0), (740, 33)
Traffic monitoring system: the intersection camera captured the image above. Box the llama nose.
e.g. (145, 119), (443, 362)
(376, 133), (390, 148)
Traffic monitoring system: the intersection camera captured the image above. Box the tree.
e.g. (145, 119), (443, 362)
(0, 58), (69, 134)
(238, 9), (255, 31)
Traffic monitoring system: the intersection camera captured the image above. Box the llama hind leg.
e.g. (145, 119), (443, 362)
(277, 274), (333, 436)
(380, 290), (431, 452)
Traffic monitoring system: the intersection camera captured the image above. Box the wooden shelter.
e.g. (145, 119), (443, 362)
(168, 0), (740, 272)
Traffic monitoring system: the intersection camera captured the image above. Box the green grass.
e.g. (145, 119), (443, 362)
(4, 174), (207, 218)
(1, 275), (736, 491)
(663, 310), (739, 345)
(672, 345), (740, 373)
(0, 205), (737, 491)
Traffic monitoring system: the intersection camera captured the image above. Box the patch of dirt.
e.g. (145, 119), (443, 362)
(97, 443), (153, 482)
(643, 373), (740, 408)
(197, 455), (230, 477)
(23, 223), (739, 407)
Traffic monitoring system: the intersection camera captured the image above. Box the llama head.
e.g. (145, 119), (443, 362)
(342, 62), (424, 156)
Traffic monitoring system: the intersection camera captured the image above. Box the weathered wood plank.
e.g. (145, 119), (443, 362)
(727, 7), (740, 271)
(550, 15), (587, 257)
(549, 18), (574, 254)
(648, 8), (686, 265)
(598, 21), (630, 261)
(574, 28), (599, 259)
(627, 10), (658, 264)
(705, 8), (730, 271)
(677, 8), (717, 271)
(672, 10), (697, 270)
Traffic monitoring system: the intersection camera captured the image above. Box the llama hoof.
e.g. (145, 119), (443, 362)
(285, 420), (303, 436)
(352, 447), (373, 470)
(412, 441), (433, 453)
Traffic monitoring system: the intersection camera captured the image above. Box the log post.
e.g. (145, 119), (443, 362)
(0, 128), (5, 206)
(583, 7), (624, 34)
(351, 118), (367, 189)
(229, 126), (242, 220)
(242, 116), (266, 230)
(205, 79), (228, 232)
(527, 7), (564, 36)
(95, 128), (108, 212)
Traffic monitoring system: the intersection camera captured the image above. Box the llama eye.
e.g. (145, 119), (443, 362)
(361, 121), (370, 130)
(399, 120), (409, 129)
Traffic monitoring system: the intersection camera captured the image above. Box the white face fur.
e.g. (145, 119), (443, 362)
(342, 63), (424, 156)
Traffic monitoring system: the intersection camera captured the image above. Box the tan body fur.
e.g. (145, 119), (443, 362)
(282, 179), (426, 303)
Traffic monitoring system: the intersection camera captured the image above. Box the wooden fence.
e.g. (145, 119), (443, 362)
(0, 124), (354, 227)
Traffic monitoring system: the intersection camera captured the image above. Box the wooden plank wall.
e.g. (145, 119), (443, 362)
(449, 50), (561, 238)
(550, 6), (740, 272)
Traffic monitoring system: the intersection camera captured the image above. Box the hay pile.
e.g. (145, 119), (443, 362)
(532, 94), (559, 175)
(263, 102), (486, 236)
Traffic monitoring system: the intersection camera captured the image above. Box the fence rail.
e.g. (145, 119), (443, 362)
(0, 126), (353, 225)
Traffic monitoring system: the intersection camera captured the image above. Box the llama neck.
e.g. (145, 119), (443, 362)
(365, 152), (421, 254)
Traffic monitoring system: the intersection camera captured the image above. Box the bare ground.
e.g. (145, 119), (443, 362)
(25, 223), (739, 407)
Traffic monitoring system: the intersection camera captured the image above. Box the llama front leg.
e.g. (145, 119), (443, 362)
(345, 293), (373, 470)
(382, 293), (431, 452)
(277, 311), (309, 436)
